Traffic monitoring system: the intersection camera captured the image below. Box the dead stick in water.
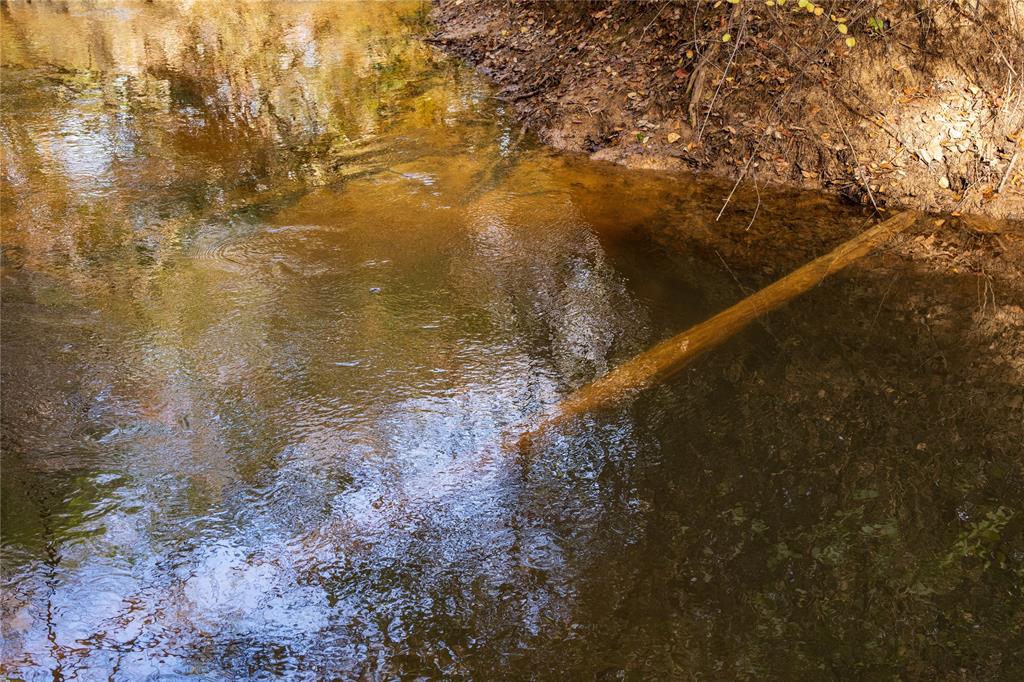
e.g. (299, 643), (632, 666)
(514, 210), (917, 452)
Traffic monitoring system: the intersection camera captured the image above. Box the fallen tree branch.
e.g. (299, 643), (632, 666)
(511, 210), (919, 453)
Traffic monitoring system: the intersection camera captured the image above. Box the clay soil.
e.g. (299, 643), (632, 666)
(432, 0), (1024, 222)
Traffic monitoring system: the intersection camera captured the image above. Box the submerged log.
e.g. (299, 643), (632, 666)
(514, 210), (917, 451)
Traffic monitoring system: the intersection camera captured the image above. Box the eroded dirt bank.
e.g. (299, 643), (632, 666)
(432, 0), (1024, 221)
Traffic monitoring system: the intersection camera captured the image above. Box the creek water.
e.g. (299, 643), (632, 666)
(2, 2), (1022, 679)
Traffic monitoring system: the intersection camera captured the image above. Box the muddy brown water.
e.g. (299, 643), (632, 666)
(2, 2), (1022, 680)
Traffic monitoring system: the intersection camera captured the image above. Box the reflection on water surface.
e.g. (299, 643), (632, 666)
(2, 1), (1023, 679)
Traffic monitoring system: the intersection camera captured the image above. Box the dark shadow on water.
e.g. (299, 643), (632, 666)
(1, 1), (1022, 680)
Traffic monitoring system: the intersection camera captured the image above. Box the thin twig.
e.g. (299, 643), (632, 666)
(714, 2), (876, 221)
(746, 178), (761, 231)
(869, 272), (900, 331)
(639, 1), (669, 43)
(829, 100), (880, 213)
(697, 13), (745, 144)
(997, 147), (1020, 193)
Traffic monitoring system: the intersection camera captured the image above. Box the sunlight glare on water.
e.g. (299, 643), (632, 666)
(2, 1), (1022, 679)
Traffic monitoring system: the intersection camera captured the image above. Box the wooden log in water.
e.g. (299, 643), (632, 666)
(514, 210), (918, 451)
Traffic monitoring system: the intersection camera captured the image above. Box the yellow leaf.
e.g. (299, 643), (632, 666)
(722, 33), (732, 42)
(846, 36), (857, 47)
(667, 132), (681, 144)
(838, 23), (848, 34)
